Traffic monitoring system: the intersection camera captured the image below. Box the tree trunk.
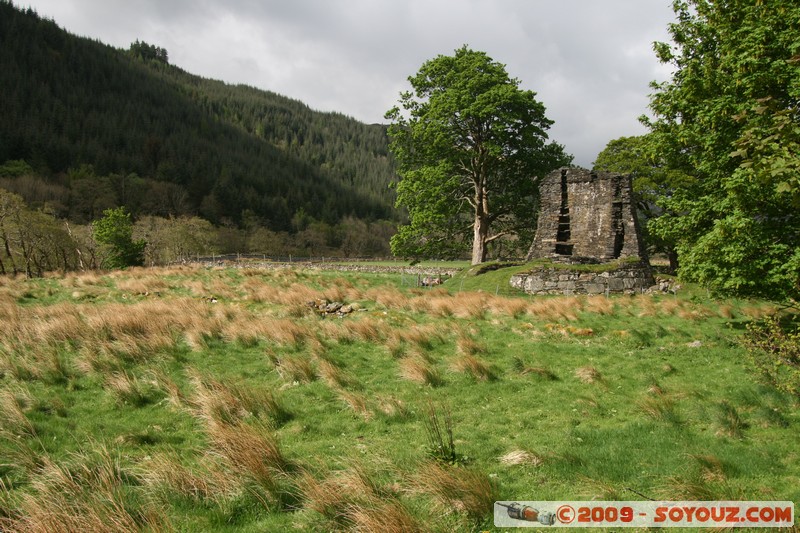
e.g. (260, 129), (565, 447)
(471, 180), (490, 265)
(472, 212), (489, 264)
(667, 248), (679, 275)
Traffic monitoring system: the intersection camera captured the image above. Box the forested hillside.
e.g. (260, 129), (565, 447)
(0, 1), (396, 231)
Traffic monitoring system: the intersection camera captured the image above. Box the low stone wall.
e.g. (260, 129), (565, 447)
(510, 263), (654, 295)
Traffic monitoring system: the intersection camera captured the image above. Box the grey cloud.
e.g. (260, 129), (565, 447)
(23, 0), (676, 166)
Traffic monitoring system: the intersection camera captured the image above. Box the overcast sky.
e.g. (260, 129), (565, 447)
(22, 0), (676, 167)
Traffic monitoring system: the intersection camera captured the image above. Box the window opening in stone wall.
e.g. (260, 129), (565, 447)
(554, 168), (573, 256)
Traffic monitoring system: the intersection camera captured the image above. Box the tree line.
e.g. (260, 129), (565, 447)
(0, 185), (393, 277)
(0, 1), (397, 233)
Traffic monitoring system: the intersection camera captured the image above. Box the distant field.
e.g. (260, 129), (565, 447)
(0, 264), (797, 531)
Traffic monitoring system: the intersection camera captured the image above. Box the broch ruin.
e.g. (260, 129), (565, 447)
(511, 167), (655, 295)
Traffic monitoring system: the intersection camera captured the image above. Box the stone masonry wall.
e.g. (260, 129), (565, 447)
(510, 263), (654, 296)
(526, 167), (647, 262)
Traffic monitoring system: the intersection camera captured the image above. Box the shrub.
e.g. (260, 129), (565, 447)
(743, 314), (800, 398)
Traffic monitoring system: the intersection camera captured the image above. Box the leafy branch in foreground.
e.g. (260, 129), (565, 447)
(743, 314), (800, 399)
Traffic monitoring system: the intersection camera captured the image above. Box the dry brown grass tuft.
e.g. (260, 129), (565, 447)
(717, 305), (735, 319)
(105, 371), (160, 407)
(399, 356), (442, 386)
(189, 370), (288, 425)
(222, 316), (313, 349)
(1, 446), (169, 533)
(0, 386), (36, 437)
(450, 354), (496, 381)
(450, 292), (489, 319)
(344, 318), (387, 343)
(455, 334), (487, 356)
(638, 395), (680, 424)
(365, 287), (410, 310)
(138, 454), (221, 501)
(486, 295), (529, 318)
(152, 369), (186, 409)
(336, 390), (373, 420)
(206, 420), (290, 501)
(412, 462), (498, 524)
(317, 359), (358, 390)
(272, 354), (317, 383)
(346, 498), (423, 533)
(574, 365), (602, 384)
(377, 396), (409, 419)
(299, 463), (402, 529)
(676, 305), (714, 321)
(585, 295), (615, 315)
(499, 449), (543, 467)
(392, 324), (444, 350)
(425, 296), (455, 318)
(115, 276), (169, 295)
(527, 297), (582, 321)
(512, 357), (559, 381)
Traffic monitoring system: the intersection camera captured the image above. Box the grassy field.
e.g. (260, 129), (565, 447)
(0, 264), (797, 532)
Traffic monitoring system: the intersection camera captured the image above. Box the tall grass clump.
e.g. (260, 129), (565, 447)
(423, 402), (458, 464)
(189, 370), (289, 426)
(451, 354), (496, 381)
(512, 356), (558, 381)
(638, 395), (681, 425)
(412, 462), (497, 525)
(299, 463), (415, 531)
(399, 357), (442, 387)
(0, 387), (36, 437)
(269, 353), (317, 384)
(139, 453), (234, 502)
(206, 420), (293, 508)
(714, 401), (748, 438)
(105, 371), (161, 407)
(0, 446), (169, 533)
(574, 365), (603, 384)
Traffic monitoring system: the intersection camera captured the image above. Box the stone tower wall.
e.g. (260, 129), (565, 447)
(526, 167), (647, 262)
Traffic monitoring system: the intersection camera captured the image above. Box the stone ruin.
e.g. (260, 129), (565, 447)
(526, 167), (647, 262)
(511, 167), (655, 295)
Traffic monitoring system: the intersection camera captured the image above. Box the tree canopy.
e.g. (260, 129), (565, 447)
(386, 46), (571, 264)
(594, 134), (693, 273)
(92, 207), (145, 269)
(644, 0), (800, 302)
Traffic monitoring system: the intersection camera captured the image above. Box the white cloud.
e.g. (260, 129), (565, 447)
(22, 0), (676, 166)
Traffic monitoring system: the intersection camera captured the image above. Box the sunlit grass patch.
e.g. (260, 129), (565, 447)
(270, 354), (316, 384)
(574, 365), (603, 384)
(105, 371), (161, 407)
(450, 354), (496, 381)
(399, 356), (442, 387)
(499, 448), (544, 467)
(205, 420), (292, 507)
(411, 462), (497, 525)
(512, 356), (558, 381)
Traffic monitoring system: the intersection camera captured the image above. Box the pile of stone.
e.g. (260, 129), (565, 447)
(306, 299), (359, 317)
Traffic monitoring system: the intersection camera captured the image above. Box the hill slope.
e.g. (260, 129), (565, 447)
(0, 1), (396, 229)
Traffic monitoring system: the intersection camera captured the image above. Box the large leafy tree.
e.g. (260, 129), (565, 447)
(645, 0), (800, 301)
(386, 46), (571, 264)
(594, 134), (693, 273)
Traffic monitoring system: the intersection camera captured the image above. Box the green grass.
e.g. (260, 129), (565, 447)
(0, 265), (797, 531)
